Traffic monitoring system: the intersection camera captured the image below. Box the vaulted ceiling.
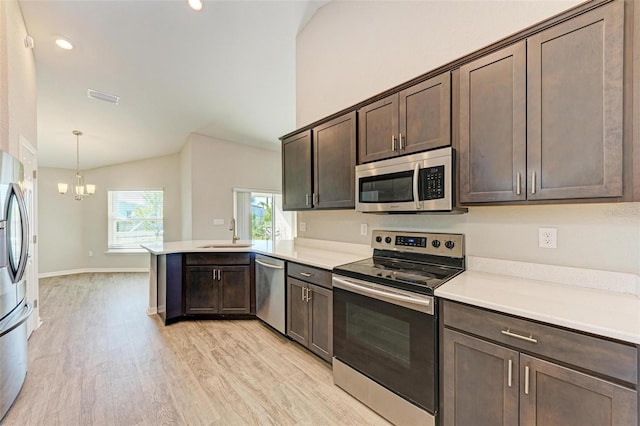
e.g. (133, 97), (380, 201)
(19, 0), (327, 169)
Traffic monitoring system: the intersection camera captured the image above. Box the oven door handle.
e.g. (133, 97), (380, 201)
(332, 276), (434, 315)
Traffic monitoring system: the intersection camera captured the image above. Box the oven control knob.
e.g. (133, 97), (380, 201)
(431, 240), (441, 248)
(385, 236), (392, 244)
(375, 236), (382, 243)
(445, 240), (455, 250)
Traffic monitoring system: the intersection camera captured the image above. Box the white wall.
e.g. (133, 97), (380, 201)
(38, 168), (84, 273)
(180, 140), (193, 241)
(38, 154), (182, 274)
(296, 0), (640, 275)
(183, 133), (282, 240)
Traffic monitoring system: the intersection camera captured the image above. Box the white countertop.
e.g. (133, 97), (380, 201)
(436, 258), (640, 344)
(141, 238), (371, 270)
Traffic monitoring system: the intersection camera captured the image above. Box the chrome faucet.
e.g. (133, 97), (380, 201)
(229, 218), (240, 244)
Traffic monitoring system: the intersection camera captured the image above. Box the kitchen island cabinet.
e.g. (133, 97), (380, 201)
(184, 253), (253, 317)
(441, 300), (638, 426)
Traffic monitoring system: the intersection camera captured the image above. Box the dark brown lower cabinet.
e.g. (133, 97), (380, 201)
(442, 301), (638, 426)
(184, 253), (252, 316)
(286, 277), (333, 362)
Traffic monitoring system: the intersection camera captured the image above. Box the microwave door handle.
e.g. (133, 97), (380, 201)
(413, 162), (421, 209)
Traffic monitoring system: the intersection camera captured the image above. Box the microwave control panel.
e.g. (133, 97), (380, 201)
(420, 165), (445, 200)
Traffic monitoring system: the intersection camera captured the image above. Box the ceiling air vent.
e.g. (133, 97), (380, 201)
(87, 89), (120, 105)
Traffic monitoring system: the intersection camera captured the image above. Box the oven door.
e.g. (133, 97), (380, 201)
(332, 275), (437, 413)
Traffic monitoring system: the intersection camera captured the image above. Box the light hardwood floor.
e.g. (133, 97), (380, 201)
(2, 273), (389, 426)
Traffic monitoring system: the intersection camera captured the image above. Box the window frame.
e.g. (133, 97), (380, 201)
(107, 189), (164, 253)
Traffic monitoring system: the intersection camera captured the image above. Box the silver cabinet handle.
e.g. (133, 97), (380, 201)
(531, 171), (536, 194)
(313, 193), (318, 205)
(391, 135), (397, 151)
(501, 329), (538, 344)
(399, 133), (404, 150)
(305, 193), (310, 206)
(300, 272), (313, 277)
(255, 259), (284, 270)
(524, 365), (530, 395)
(301, 287), (306, 302)
(218, 270), (222, 280)
(516, 172), (521, 195)
(508, 359), (513, 388)
(306, 288), (312, 302)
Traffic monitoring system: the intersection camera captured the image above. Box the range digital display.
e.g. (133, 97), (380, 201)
(395, 235), (427, 248)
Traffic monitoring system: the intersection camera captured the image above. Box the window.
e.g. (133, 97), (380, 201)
(233, 189), (294, 242)
(108, 190), (163, 250)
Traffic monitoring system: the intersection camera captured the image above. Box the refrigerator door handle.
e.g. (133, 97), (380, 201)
(4, 184), (29, 284)
(0, 303), (32, 339)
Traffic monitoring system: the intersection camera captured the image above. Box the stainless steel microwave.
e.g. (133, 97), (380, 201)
(355, 147), (465, 213)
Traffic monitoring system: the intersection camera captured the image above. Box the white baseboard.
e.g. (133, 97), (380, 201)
(146, 306), (158, 316)
(38, 268), (149, 279)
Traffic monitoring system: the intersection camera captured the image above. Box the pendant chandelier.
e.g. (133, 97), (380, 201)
(57, 130), (95, 200)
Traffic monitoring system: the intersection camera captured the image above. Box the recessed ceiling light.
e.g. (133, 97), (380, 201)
(55, 38), (73, 50)
(188, 0), (203, 11)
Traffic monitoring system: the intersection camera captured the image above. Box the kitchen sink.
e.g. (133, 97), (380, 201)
(197, 243), (253, 248)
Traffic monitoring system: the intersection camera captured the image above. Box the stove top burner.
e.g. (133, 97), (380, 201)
(333, 230), (465, 295)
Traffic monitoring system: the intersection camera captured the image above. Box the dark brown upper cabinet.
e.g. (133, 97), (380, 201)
(526, 1), (623, 201)
(313, 112), (357, 209)
(282, 130), (312, 210)
(358, 72), (451, 164)
(282, 112), (356, 211)
(459, 42), (527, 203)
(459, 1), (624, 204)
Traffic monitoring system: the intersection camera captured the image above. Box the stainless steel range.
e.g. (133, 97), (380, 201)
(332, 230), (464, 426)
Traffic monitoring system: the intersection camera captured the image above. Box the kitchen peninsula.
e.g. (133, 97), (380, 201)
(141, 238), (371, 324)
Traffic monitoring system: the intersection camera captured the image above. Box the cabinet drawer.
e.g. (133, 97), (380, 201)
(287, 262), (332, 289)
(443, 301), (638, 385)
(185, 253), (250, 266)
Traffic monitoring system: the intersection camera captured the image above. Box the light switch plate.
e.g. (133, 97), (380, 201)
(360, 223), (368, 236)
(299, 222), (307, 232)
(213, 219), (225, 226)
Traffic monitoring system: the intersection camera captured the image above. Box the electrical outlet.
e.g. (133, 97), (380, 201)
(360, 223), (368, 236)
(88, 250), (94, 257)
(538, 228), (557, 249)
(213, 219), (225, 226)
(299, 222), (306, 232)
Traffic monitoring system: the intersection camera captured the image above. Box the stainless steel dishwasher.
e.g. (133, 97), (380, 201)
(255, 254), (285, 334)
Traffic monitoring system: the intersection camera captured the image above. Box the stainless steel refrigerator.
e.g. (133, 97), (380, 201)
(0, 152), (31, 420)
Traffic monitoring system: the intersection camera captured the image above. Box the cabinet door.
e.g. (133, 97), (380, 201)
(218, 266), (251, 314)
(313, 111), (357, 209)
(520, 354), (638, 426)
(442, 329), (519, 426)
(307, 283), (332, 363)
(527, 1), (624, 200)
(358, 94), (399, 163)
(286, 278), (309, 347)
(459, 42), (527, 203)
(282, 130), (312, 210)
(399, 72), (451, 155)
(185, 266), (218, 314)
